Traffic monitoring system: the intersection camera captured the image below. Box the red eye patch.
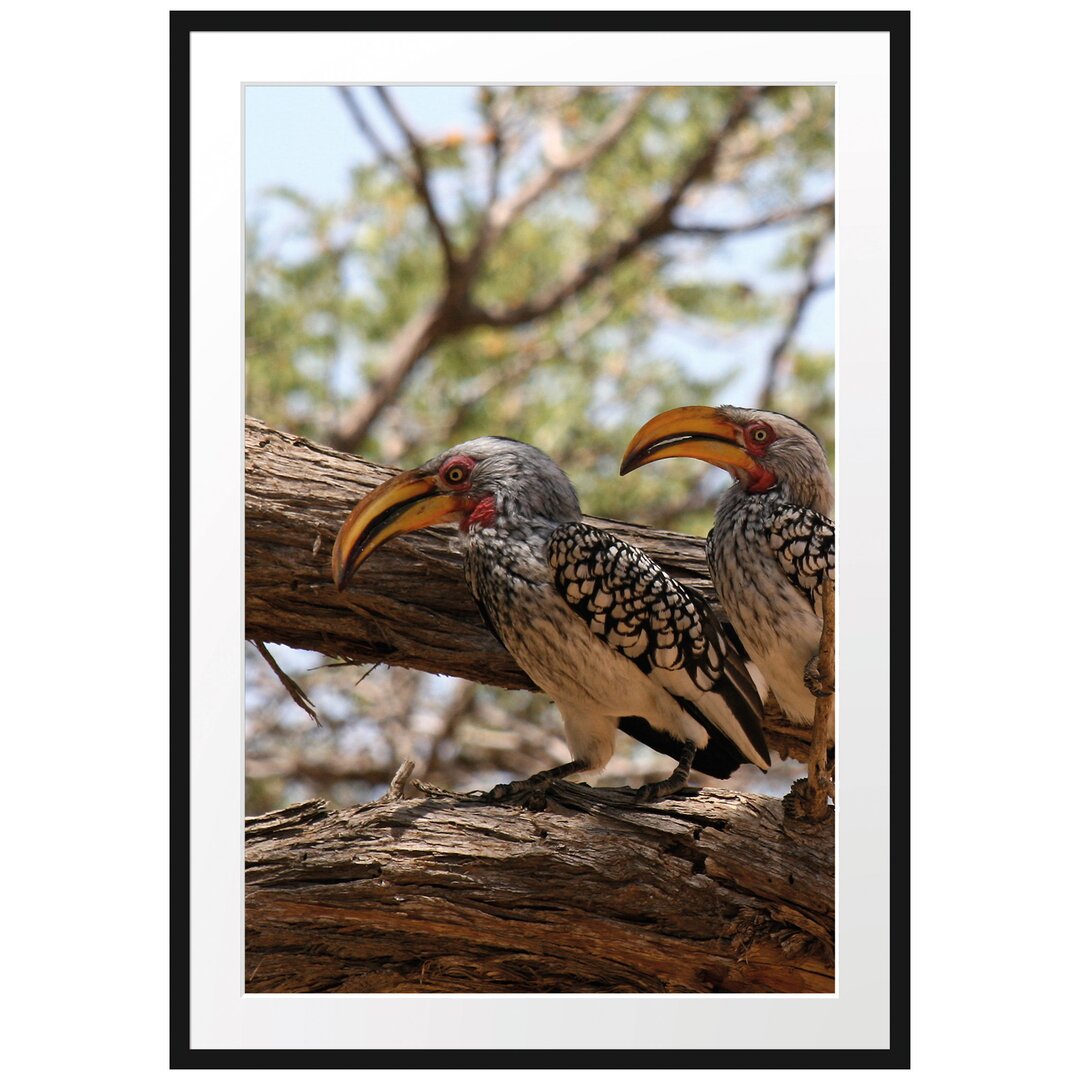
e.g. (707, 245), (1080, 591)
(744, 423), (775, 456)
(439, 455), (476, 487)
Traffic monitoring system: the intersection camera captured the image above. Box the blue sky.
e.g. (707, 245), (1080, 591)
(245, 85), (834, 407)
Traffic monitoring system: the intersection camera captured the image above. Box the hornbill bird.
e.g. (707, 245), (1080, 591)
(621, 406), (835, 735)
(332, 437), (770, 802)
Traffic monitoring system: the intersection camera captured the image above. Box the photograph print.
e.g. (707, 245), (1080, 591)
(243, 83), (837, 995)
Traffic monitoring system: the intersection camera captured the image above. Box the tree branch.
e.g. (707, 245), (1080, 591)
(334, 86), (398, 175)
(246, 788), (834, 993)
(328, 88), (770, 452)
(808, 579), (836, 808)
(252, 640), (321, 726)
(477, 87), (507, 211)
(329, 300), (450, 450)
(418, 295), (616, 454)
(374, 86), (457, 271)
(484, 88), (652, 245)
(468, 87), (763, 329)
(246, 415), (815, 761)
(759, 218), (834, 409)
(670, 195), (834, 239)
(408, 681), (478, 783)
(785, 580), (836, 821)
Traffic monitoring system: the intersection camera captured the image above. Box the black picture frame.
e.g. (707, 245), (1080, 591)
(171, 8), (910, 1068)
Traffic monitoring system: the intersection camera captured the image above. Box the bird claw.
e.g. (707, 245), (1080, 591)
(523, 788), (550, 811)
(803, 655), (834, 697)
(484, 781), (524, 803)
(483, 779), (552, 809)
(627, 777), (690, 803)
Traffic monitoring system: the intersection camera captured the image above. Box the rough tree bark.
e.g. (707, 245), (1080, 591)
(246, 783), (834, 994)
(245, 415), (812, 762)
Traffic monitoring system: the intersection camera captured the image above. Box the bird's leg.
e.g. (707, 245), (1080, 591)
(626, 739), (697, 803)
(803, 652), (834, 697)
(484, 759), (589, 804)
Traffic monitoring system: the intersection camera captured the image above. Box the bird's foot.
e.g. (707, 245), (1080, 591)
(482, 759), (589, 810)
(483, 778), (552, 809)
(626, 739), (696, 803)
(804, 654), (834, 697)
(626, 776), (690, 803)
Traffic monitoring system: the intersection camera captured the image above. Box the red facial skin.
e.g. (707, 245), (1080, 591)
(437, 455), (499, 532)
(743, 421), (775, 457)
(741, 422), (777, 493)
(438, 454), (477, 488)
(464, 496), (497, 531)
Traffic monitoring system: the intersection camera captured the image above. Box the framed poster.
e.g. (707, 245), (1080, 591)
(173, 9), (909, 1067)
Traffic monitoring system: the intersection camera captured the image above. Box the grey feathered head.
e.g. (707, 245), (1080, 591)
(424, 437), (582, 526)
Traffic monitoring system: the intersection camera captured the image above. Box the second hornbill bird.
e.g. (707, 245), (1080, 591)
(332, 437), (770, 802)
(621, 406), (835, 735)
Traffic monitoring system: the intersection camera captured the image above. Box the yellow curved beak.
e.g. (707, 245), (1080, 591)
(331, 470), (470, 591)
(620, 406), (758, 476)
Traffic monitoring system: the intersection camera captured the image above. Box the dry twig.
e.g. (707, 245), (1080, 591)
(253, 640), (321, 726)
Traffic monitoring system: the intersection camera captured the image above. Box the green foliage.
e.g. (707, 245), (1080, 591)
(772, 348), (836, 465)
(246, 85), (835, 495)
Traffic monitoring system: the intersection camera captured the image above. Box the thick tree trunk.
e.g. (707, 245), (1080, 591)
(246, 782), (834, 994)
(244, 416), (811, 761)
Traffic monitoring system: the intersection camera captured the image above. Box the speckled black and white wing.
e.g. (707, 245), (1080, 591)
(547, 522), (770, 772)
(765, 503), (835, 613)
